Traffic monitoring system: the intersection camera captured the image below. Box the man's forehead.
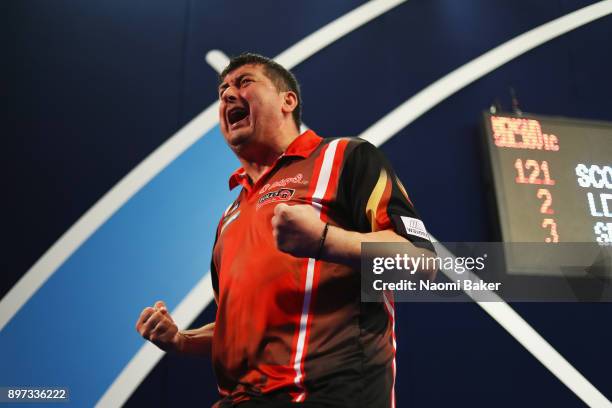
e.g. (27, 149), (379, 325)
(221, 64), (265, 84)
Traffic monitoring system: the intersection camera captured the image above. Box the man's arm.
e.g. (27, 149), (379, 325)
(271, 203), (436, 280)
(176, 322), (215, 356)
(135, 300), (214, 357)
(274, 139), (436, 278)
(323, 224), (436, 279)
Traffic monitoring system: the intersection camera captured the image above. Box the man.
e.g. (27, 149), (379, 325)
(136, 53), (435, 407)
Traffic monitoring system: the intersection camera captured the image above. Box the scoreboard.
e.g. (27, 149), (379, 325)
(482, 113), (612, 277)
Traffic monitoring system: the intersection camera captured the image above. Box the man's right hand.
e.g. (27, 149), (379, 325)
(135, 300), (184, 352)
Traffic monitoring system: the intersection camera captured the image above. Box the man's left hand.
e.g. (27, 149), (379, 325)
(271, 203), (325, 258)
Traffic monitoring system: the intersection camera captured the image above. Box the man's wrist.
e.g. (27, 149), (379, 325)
(315, 222), (330, 260)
(172, 331), (187, 353)
(315, 225), (364, 269)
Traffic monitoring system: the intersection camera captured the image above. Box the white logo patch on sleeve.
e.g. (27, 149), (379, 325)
(400, 216), (430, 241)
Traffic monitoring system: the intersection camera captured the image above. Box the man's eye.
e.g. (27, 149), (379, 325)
(240, 78), (252, 86)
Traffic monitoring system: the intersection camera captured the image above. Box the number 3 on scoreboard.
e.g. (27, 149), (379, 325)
(542, 218), (559, 243)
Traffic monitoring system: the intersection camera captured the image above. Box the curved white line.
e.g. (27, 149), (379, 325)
(274, 0), (408, 68)
(95, 272), (215, 408)
(431, 241), (612, 408)
(0, 103), (219, 332)
(479, 304), (611, 407)
(359, 0), (612, 145)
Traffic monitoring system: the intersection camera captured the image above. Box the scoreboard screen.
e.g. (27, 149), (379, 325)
(482, 112), (612, 276)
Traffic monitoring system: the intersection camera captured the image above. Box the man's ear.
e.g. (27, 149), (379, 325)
(281, 91), (298, 115)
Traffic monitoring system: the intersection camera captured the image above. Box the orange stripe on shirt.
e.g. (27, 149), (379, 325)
(366, 168), (389, 231)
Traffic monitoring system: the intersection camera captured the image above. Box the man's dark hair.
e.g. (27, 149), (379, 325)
(219, 53), (302, 130)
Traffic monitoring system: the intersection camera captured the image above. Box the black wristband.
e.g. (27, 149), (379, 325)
(315, 223), (330, 260)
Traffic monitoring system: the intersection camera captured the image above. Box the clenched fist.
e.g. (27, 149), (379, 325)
(135, 300), (183, 352)
(271, 203), (326, 258)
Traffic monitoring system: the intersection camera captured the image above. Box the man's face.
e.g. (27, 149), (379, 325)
(218, 64), (286, 153)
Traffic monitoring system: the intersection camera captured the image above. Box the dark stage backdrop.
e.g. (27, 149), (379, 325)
(3, 1), (612, 407)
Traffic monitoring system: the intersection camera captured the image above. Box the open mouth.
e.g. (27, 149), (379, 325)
(227, 106), (249, 127)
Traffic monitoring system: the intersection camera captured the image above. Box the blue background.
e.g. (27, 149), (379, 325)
(3, 1), (612, 407)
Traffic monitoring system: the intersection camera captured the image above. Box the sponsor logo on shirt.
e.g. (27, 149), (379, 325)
(400, 216), (431, 241)
(257, 188), (295, 209)
(258, 173), (308, 194)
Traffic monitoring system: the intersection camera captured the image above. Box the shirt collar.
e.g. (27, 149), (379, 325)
(228, 129), (322, 191)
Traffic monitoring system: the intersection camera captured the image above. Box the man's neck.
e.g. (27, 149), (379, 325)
(239, 127), (300, 184)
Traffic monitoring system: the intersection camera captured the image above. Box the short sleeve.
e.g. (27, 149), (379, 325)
(336, 140), (434, 251)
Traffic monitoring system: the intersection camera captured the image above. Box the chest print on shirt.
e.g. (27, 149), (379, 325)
(256, 188), (295, 210)
(258, 173), (308, 194)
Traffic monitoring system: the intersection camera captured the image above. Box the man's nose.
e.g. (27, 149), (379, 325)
(222, 86), (238, 103)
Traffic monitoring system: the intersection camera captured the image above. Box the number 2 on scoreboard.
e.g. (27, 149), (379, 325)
(537, 189), (554, 214)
